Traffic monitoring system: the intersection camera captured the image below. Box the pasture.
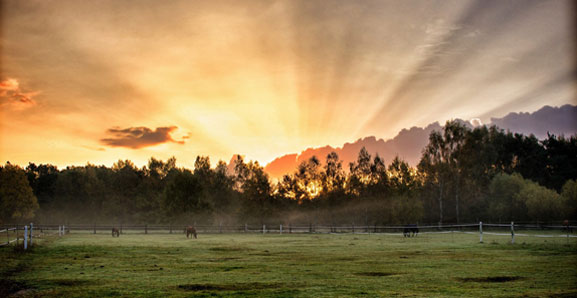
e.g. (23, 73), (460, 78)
(1, 232), (576, 297)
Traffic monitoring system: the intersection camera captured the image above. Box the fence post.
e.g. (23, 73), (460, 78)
(262, 224), (266, 234)
(244, 223), (248, 233)
(30, 223), (33, 246)
(24, 225), (28, 250)
(16, 224), (19, 245)
(309, 223), (312, 233)
(352, 223), (355, 234)
(479, 221), (483, 243)
(289, 223), (292, 234)
(511, 221), (515, 244)
(120, 224), (123, 235)
(5, 227), (8, 246)
(280, 224), (283, 234)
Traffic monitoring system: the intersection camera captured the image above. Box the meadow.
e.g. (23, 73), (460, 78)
(1, 231), (576, 297)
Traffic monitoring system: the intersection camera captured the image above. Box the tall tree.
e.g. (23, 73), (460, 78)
(322, 152), (345, 193)
(444, 121), (467, 223)
(419, 130), (450, 224)
(0, 163), (39, 223)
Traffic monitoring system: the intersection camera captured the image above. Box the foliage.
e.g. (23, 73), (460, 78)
(5, 126), (576, 225)
(0, 163), (39, 223)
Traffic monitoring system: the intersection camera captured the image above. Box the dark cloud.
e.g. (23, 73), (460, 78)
(100, 126), (185, 149)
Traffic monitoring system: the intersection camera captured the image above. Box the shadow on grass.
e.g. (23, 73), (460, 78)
(177, 282), (289, 291)
(355, 272), (398, 277)
(0, 279), (29, 297)
(457, 276), (523, 283)
(209, 246), (250, 252)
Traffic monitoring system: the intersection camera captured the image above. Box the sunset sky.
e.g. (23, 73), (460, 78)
(1, 0), (575, 170)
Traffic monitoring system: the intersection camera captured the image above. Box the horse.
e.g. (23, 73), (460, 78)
(186, 226), (197, 239)
(112, 227), (120, 237)
(403, 224), (419, 237)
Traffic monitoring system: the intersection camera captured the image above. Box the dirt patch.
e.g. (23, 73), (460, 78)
(249, 253), (273, 257)
(334, 257), (356, 261)
(178, 282), (286, 291)
(356, 272), (398, 277)
(220, 266), (245, 271)
(547, 290), (577, 297)
(209, 247), (248, 252)
(458, 276), (523, 283)
(208, 257), (240, 262)
(50, 279), (92, 286)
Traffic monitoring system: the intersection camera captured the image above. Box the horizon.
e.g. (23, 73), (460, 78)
(2, 102), (575, 172)
(1, 0), (575, 170)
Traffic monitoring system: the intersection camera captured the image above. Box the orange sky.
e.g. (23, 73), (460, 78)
(1, 0), (575, 170)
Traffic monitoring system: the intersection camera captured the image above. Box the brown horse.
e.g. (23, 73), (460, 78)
(112, 227), (120, 237)
(186, 226), (197, 239)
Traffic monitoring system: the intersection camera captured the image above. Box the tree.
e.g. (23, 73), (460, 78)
(443, 121), (467, 223)
(322, 152), (345, 194)
(418, 120), (468, 223)
(348, 147), (372, 195)
(561, 179), (577, 220)
(419, 130), (450, 224)
(240, 161), (272, 224)
(522, 181), (562, 222)
(26, 163), (59, 207)
(388, 157), (416, 195)
(295, 156), (322, 202)
(147, 157), (176, 180)
(487, 173), (527, 222)
(369, 154), (388, 191)
(163, 169), (202, 215)
(542, 134), (577, 191)
(0, 163), (39, 223)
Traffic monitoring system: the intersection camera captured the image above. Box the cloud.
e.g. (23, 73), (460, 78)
(100, 126), (186, 149)
(469, 118), (483, 127)
(0, 78), (39, 108)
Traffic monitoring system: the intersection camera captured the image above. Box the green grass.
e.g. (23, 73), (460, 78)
(1, 232), (576, 297)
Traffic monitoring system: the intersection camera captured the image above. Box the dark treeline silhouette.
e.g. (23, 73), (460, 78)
(1, 121), (576, 226)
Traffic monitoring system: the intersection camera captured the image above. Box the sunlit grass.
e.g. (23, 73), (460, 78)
(1, 232), (576, 297)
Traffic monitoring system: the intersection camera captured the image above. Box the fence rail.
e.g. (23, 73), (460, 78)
(0, 227), (19, 247)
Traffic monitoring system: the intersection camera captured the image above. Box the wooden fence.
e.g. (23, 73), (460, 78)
(1, 222), (575, 248)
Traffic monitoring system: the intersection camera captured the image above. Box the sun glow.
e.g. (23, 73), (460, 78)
(0, 1), (573, 170)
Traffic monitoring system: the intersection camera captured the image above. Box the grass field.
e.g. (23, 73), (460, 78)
(1, 231), (576, 297)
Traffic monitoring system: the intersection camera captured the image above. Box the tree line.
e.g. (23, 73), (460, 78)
(1, 121), (576, 225)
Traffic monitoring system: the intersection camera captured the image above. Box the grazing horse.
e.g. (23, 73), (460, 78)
(186, 226), (197, 239)
(403, 224), (419, 237)
(112, 227), (120, 237)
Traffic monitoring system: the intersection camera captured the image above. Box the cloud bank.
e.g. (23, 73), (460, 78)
(100, 126), (185, 149)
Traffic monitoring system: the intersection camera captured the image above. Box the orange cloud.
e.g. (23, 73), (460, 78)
(0, 78), (39, 108)
(100, 126), (186, 149)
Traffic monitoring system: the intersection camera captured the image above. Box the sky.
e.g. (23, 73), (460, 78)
(1, 0), (575, 170)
